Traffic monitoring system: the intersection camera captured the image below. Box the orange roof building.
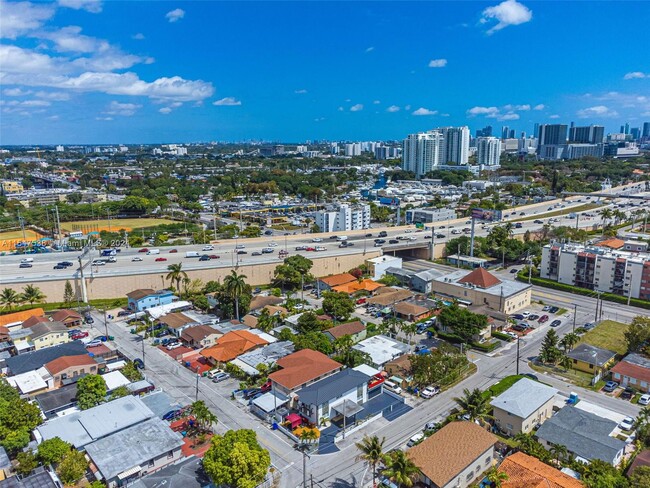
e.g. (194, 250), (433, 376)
(0, 308), (45, 328)
(317, 273), (357, 289)
(200, 330), (268, 364)
(458, 267), (501, 289)
(269, 349), (342, 392)
(498, 452), (584, 488)
(45, 355), (98, 376)
(331, 279), (385, 295)
(594, 238), (625, 250)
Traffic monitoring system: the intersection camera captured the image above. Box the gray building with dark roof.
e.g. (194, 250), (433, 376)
(535, 406), (625, 465)
(6, 341), (88, 375)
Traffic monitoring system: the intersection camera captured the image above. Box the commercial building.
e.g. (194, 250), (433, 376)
(365, 255), (403, 280)
(405, 207), (456, 224)
(0, 180), (24, 195)
(538, 124), (568, 146)
(569, 125), (605, 144)
(564, 143), (604, 159)
(476, 137), (501, 166)
(313, 204), (370, 232)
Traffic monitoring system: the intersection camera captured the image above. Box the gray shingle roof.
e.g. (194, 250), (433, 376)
(490, 378), (557, 418)
(535, 406), (625, 463)
(6, 341), (88, 375)
(566, 343), (617, 366)
(297, 369), (370, 406)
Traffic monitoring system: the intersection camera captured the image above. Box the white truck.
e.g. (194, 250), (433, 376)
(146, 249), (160, 255)
(186, 251), (201, 258)
(336, 236), (348, 241)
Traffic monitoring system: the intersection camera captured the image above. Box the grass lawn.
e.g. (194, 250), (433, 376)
(60, 218), (176, 233)
(579, 319), (628, 355)
(483, 375), (525, 399)
(518, 203), (603, 222)
(529, 361), (598, 389)
(0, 229), (43, 240)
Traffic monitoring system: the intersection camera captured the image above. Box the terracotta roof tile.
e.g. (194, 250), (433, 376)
(269, 349), (342, 390)
(458, 267), (501, 289)
(126, 289), (156, 300)
(158, 312), (196, 330)
(499, 452), (584, 488)
(200, 330), (268, 363)
(407, 421), (497, 487)
(318, 273), (357, 287)
(0, 308), (45, 327)
(22, 316), (51, 328)
(45, 355), (97, 375)
(595, 238), (625, 250)
(325, 321), (366, 339)
(332, 279), (385, 294)
(51, 309), (82, 322)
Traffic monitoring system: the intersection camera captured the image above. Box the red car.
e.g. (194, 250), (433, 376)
(538, 314), (549, 323)
(139, 248), (149, 253)
(356, 297), (367, 304)
(169, 249), (178, 253)
(155, 257), (168, 262)
(72, 331), (89, 340)
(305, 247), (316, 251)
(208, 255), (220, 259)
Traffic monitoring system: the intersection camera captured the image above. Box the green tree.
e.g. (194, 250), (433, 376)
(109, 385), (130, 401)
(240, 225), (262, 238)
(121, 361), (143, 382)
(191, 400), (218, 433)
(56, 449), (89, 485)
(438, 304), (488, 343)
(559, 332), (580, 352)
(256, 308), (278, 333)
(322, 291), (355, 322)
(63, 280), (75, 305)
(284, 255), (314, 276)
(21, 284), (46, 306)
(296, 311), (323, 334)
(549, 442), (568, 463)
(223, 270), (248, 321)
(539, 329), (562, 364)
(355, 435), (385, 488)
(0, 427), (30, 453)
(0, 287), (22, 311)
(580, 459), (629, 488)
(16, 450), (38, 476)
(203, 429), (271, 488)
(486, 467), (508, 488)
(273, 263), (302, 292)
(76, 374), (107, 410)
(377, 274), (401, 286)
(624, 316), (650, 353)
(166, 263), (188, 296)
(629, 466), (650, 487)
(453, 388), (493, 424)
(381, 449), (419, 488)
(37, 437), (72, 465)
(0, 397), (43, 432)
(558, 354), (573, 371)
(292, 331), (333, 355)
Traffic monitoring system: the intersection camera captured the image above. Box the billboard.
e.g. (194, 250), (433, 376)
(471, 208), (502, 222)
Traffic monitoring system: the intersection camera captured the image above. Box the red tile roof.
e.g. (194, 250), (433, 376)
(51, 309), (82, 323)
(22, 316), (51, 328)
(318, 273), (357, 287)
(269, 349), (341, 390)
(0, 308), (45, 327)
(200, 330), (268, 363)
(611, 358), (650, 385)
(499, 452), (584, 488)
(458, 267), (501, 289)
(45, 355), (96, 375)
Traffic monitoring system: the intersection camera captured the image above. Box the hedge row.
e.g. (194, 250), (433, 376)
(436, 331), (464, 344)
(470, 341), (500, 352)
(492, 331), (514, 342)
(0, 298), (128, 315)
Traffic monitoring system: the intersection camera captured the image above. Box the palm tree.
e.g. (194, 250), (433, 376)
(20, 285), (46, 306)
(486, 467), (508, 488)
(600, 208), (613, 232)
(190, 400), (218, 433)
(0, 288), (22, 311)
(223, 270), (247, 320)
(381, 449), (418, 488)
(559, 332), (579, 352)
(558, 354), (573, 371)
(400, 322), (418, 351)
(355, 435), (386, 488)
(165, 264), (187, 296)
(256, 308), (277, 333)
(549, 442), (568, 463)
(453, 388), (493, 424)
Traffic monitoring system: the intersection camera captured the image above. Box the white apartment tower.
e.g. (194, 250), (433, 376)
(314, 204), (371, 232)
(477, 137), (502, 166)
(402, 131), (444, 177)
(344, 143), (362, 157)
(440, 126), (470, 165)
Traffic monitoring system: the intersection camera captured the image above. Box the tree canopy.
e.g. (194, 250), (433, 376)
(438, 304), (487, 343)
(76, 374), (107, 410)
(322, 291), (355, 322)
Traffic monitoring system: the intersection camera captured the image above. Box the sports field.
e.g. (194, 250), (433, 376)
(60, 218), (176, 233)
(0, 229), (45, 251)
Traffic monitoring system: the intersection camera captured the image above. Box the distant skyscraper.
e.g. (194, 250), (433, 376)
(533, 123), (540, 138)
(621, 123), (630, 135)
(569, 125), (604, 144)
(643, 122), (650, 138)
(631, 128), (641, 140)
(402, 131), (444, 177)
(538, 124), (568, 145)
(476, 125), (493, 138)
(440, 126), (470, 165)
(508, 129), (515, 139)
(501, 126), (509, 140)
(344, 143), (361, 156)
(477, 137), (502, 166)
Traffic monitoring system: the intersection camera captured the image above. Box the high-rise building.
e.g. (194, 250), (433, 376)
(344, 143), (361, 156)
(476, 137), (502, 166)
(440, 126), (470, 165)
(314, 204), (371, 232)
(476, 125), (493, 138)
(508, 129), (515, 139)
(569, 125), (604, 144)
(538, 124), (568, 146)
(631, 128), (641, 140)
(533, 123), (540, 138)
(643, 122), (650, 138)
(402, 131), (444, 177)
(55, 145), (64, 152)
(501, 126), (510, 140)
(620, 123), (630, 135)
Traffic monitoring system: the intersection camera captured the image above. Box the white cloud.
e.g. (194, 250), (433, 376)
(104, 100), (141, 116)
(350, 104), (363, 112)
(47, 115), (59, 120)
(132, 33), (145, 40)
(412, 107), (437, 116)
(166, 8), (185, 23)
(468, 103), (536, 120)
(386, 105), (400, 112)
(549, 114), (560, 119)
(504, 104), (530, 111)
(35, 90), (70, 101)
(499, 112), (519, 120)
(58, 0), (102, 13)
(213, 97), (241, 106)
(1, 99), (50, 107)
(38, 25), (108, 53)
(337, 106), (344, 111)
(365, 47), (374, 53)
(428, 58), (447, 68)
(481, 0), (532, 35)
(159, 107), (172, 114)
(0, 1), (55, 39)
(294, 89), (308, 94)
(3, 87), (32, 96)
(624, 72), (648, 80)
(373, 100), (381, 104)
(96, 116), (112, 121)
(577, 105), (619, 118)
(533, 104), (545, 110)
(467, 106), (499, 117)
(404, 104), (411, 111)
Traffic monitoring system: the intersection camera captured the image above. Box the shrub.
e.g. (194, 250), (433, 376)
(492, 331), (514, 342)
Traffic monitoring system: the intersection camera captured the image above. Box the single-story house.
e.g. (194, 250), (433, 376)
(34, 383), (78, 418)
(230, 341), (295, 376)
(535, 406), (626, 466)
(248, 295), (284, 312)
(316, 273), (357, 292)
(331, 279), (384, 296)
(6, 341), (88, 375)
(6, 370), (52, 396)
(126, 456), (208, 488)
(44, 354), (99, 388)
(498, 452), (584, 488)
(323, 321), (367, 343)
(408, 421), (497, 488)
(393, 301), (432, 322)
(610, 352), (650, 392)
(127, 289), (176, 312)
(366, 288), (414, 308)
(0, 467), (62, 487)
(269, 349), (342, 396)
(352, 335), (410, 368)
(384, 354), (412, 379)
(366, 255), (403, 280)
(51, 309), (83, 328)
(296, 368), (371, 425)
(490, 378), (557, 436)
(157, 312), (200, 338)
(566, 343), (617, 375)
(200, 330), (268, 365)
(0, 308), (45, 331)
(180, 324), (222, 348)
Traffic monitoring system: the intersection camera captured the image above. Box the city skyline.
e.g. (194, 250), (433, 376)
(1, 0), (649, 144)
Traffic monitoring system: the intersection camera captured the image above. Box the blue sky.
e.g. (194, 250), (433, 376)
(1, 0), (649, 144)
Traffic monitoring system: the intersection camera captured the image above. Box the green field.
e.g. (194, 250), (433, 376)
(0, 229), (43, 240)
(60, 218), (176, 233)
(579, 319), (628, 355)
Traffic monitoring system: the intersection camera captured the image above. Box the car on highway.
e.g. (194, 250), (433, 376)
(84, 315), (94, 324)
(155, 257), (167, 262)
(389, 239), (399, 244)
(435, 234), (446, 239)
(252, 251), (262, 256)
(208, 255), (220, 259)
(18, 262), (33, 268)
(295, 245), (307, 251)
(550, 320), (562, 327)
(212, 372), (231, 383)
(264, 230), (273, 235)
(534, 219), (544, 224)
(365, 233), (373, 237)
(311, 237), (322, 242)
(375, 239), (386, 244)
(329, 235), (338, 240)
(199, 255), (210, 261)
(237, 250), (247, 254)
(169, 249), (178, 253)
(420, 386), (440, 399)
(202, 245), (214, 251)
(374, 242), (383, 247)
(538, 314), (549, 323)
(132, 256), (143, 262)
(59, 261), (74, 267)
(451, 229), (461, 234)
(53, 264), (66, 269)
(138, 248), (149, 253)
(639, 394), (650, 406)
(378, 231), (388, 238)
(619, 416), (635, 431)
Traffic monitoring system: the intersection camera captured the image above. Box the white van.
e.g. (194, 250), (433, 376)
(336, 236), (348, 241)
(186, 251), (201, 258)
(20, 257), (34, 263)
(202, 245), (214, 251)
(146, 249), (160, 255)
(383, 380), (402, 395)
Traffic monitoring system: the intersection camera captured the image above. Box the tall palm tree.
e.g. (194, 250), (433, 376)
(558, 354), (573, 371)
(223, 270), (247, 320)
(381, 450), (418, 488)
(400, 322), (418, 351)
(549, 442), (568, 464)
(0, 288), (22, 311)
(165, 264), (187, 296)
(453, 388), (493, 424)
(355, 435), (386, 488)
(190, 400), (218, 433)
(256, 308), (277, 333)
(486, 467), (508, 488)
(21, 285), (46, 306)
(559, 332), (579, 352)
(600, 208), (613, 231)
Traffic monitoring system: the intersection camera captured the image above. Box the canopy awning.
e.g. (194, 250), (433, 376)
(117, 465), (141, 480)
(331, 399), (364, 417)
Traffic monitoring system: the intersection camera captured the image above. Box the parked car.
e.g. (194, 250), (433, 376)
(406, 432), (424, 447)
(505, 331), (518, 339)
(521, 311), (531, 317)
(549, 306), (560, 313)
(538, 315), (549, 323)
(420, 386), (440, 399)
(528, 314), (539, 321)
(212, 372), (231, 383)
(86, 339), (102, 347)
(583, 322), (596, 331)
(133, 358), (145, 369)
(166, 343), (182, 351)
(84, 315), (94, 324)
(550, 320), (562, 327)
(542, 305), (551, 312)
(620, 388), (635, 400)
(620, 416), (635, 431)
(639, 394), (650, 406)
(162, 410), (182, 421)
(523, 373), (539, 381)
(117, 310), (130, 317)
(71, 332), (89, 340)
(511, 314), (525, 320)
(509, 268), (519, 274)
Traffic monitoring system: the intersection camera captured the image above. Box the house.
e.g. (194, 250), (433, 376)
(51, 309), (83, 328)
(366, 287), (414, 308)
(627, 449), (650, 478)
(566, 343), (617, 375)
(407, 421), (497, 488)
(535, 406), (626, 465)
(127, 289), (176, 312)
(610, 353), (650, 392)
(0, 308), (45, 330)
(128, 457), (209, 488)
(431, 267), (532, 313)
(158, 312), (200, 338)
(352, 335), (410, 368)
(6, 341), (88, 375)
(296, 368), (371, 425)
(15, 321), (69, 351)
(0, 467), (63, 488)
(490, 378), (558, 436)
(393, 301), (432, 322)
(249, 295), (285, 312)
(35, 383), (79, 418)
(180, 324), (222, 348)
(498, 452), (584, 488)
(385, 354), (412, 379)
(323, 321), (367, 343)
(268, 349), (342, 396)
(316, 273), (357, 292)
(386, 267), (416, 288)
(7, 370), (52, 396)
(365, 255), (403, 280)
(200, 330), (268, 365)
(44, 355), (99, 388)
(230, 341), (295, 376)
(411, 268), (445, 294)
(84, 418), (184, 488)
(331, 279), (385, 296)
(22, 315), (51, 328)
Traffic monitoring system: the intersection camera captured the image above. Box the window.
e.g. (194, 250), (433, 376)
(589, 364), (594, 369)
(148, 459), (154, 468)
(506, 423), (513, 430)
(167, 451), (174, 459)
(80, 369), (85, 374)
(485, 456), (491, 466)
(631, 378), (637, 385)
(466, 472), (474, 482)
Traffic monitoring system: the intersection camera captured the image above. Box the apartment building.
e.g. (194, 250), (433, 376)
(313, 204), (370, 232)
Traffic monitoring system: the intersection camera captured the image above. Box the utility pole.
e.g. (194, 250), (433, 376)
(595, 291), (600, 322)
(103, 309), (108, 339)
(430, 225), (435, 261)
(141, 334), (146, 370)
(195, 373), (199, 401)
(301, 274), (305, 303)
(77, 256), (87, 303)
(54, 205), (62, 251)
(469, 217), (476, 258)
(212, 205), (218, 240)
(572, 304), (577, 332)
(516, 335), (520, 375)
(527, 252), (532, 284)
